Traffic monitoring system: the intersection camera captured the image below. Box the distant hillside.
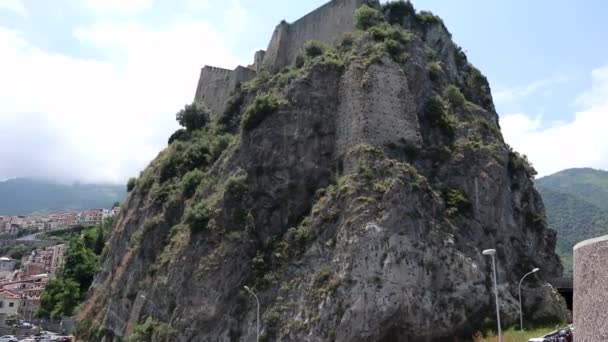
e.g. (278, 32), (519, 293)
(0, 178), (126, 215)
(536, 168), (608, 275)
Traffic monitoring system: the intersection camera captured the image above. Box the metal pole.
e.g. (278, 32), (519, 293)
(491, 254), (502, 342)
(518, 268), (540, 331)
(244, 286), (260, 341)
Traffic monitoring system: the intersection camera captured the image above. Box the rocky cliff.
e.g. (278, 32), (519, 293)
(76, 1), (569, 341)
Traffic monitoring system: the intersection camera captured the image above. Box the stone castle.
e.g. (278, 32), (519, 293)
(194, 0), (375, 118)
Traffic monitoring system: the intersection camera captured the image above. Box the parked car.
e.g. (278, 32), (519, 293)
(0, 335), (18, 342)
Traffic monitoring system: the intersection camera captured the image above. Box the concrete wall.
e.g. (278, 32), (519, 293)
(574, 235), (608, 341)
(193, 65), (256, 119)
(262, 0), (375, 71)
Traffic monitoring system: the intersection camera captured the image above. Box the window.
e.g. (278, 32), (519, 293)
(0, 301), (3, 308)
(8, 302), (13, 307)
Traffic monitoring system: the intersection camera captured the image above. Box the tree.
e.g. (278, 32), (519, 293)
(62, 238), (99, 294)
(94, 228), (105, 255)
(176, 103), (209, 132)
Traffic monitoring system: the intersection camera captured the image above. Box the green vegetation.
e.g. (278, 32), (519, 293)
(241, 93), (283, 131)
(181, 169), (204, 198)
(445, 189), (472, 215)
(0, 243), (32, 260)
(416, 10), (443, 25)
(303, 40), (329, 58)
(176, 103), (209, 132)
(382, 0), (415, 25)
(474, 326), (565, 342)
(424, 96), (455, 138)
(354, 5), (384, 30)
(184, 201), (211, 232)
(127, 177), (136, 192)
(508, 149), (537, 179)
(128, 317), (177, 342)
(443, 84), (466, 108)
(38, 220), (112, 318)
(427, 60), (443, 80)
(536, 168), (608, 275)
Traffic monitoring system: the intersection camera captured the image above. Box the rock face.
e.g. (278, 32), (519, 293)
(76, 1), (569, 341)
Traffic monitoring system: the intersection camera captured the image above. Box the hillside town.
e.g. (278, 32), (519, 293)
(0, 207), (119, 328)
(0, 207), (119, 235)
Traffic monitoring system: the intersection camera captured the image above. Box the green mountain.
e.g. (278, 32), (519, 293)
(536, 168), (608, 275)
(0, 178), (126, 215)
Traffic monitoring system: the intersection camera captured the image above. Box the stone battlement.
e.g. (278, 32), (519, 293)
(194, 0), (378, 118)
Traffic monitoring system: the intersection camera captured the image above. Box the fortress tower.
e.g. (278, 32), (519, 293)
(193, 0), (378, 119)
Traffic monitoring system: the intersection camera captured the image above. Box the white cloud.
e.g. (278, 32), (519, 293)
(0, 0), (26, 17)
(493, 75), (568, 104)
(500, 64), (608, 177)
(83, 0), (154, 15)
(0, 10), (249, 184)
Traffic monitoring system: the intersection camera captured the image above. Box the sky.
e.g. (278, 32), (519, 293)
(0, 0), (607, 184)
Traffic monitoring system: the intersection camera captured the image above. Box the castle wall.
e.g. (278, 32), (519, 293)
(194, 66), (256, 119)
(263, 0), (374, 71)
(574, 235), (608, 341)
(335, 57), (422, 157)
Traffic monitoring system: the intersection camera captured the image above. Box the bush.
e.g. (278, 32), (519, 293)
(443, 85), (466, 108)
(182, 169), (204, 198)
(508, 149), (538, 179)
(224, 174), (248, 197)
(168, 128), (189, 145)
(241, 94), (283, 131)
(127, 178), (137, 192)
(382, 0), (415, 24)
(176, 103), (209, 132)
(354, 5), (384, 30)
(184, 201), (211, 232)
(220, 88), (245, 129)
(445, 189), (472, 215)
(384, 38), (401, 57)
(417, 10), (443, 25)
(303, 40), (328, 58)
(427, 61), (443, 80)
(425, 96), (455, 138)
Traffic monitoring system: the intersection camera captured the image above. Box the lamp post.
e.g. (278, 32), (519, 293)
(244, 286), (260, 341)
(140, 295), (157, 320)
(483, 249), (502, 342)
(518, 267), (540, 331)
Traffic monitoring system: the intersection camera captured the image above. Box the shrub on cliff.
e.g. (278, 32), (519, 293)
(354, 5), (384, 30)
(445, 189), (472, 215)
(185, 201), (211, 232)
(176, 103), (209, 132)
(304, 40), (328, 58)
(241, 94), (283, 131)
(127, 177), (137, 192)
(425, 96), (455, 138)
(383, 0), (415, 25)
(417, 10), (443, 25)
(182, 169), (204, 198)
(443, 85), (466, 108)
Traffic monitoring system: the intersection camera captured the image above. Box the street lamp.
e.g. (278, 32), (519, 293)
(140, 295), (157, 320)
(518, 267), (540, 331)
(482, 249), (502, 342)
(244, 286), (260, 341)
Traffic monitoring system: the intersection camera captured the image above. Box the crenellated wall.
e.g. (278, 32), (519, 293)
(262, 0), (375, 71)
(194, 0), (377, 117)
(193, 65), (256, 119)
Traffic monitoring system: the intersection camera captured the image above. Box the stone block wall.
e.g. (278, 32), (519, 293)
(573, 235), (608, 341)
(194, 65), (256, 119)
(335, 57), (422, 158)
(262, 0), (376, 71)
